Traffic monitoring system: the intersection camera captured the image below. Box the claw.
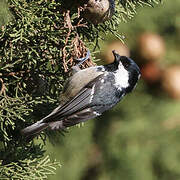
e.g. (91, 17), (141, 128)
(75, 50), (91, 66)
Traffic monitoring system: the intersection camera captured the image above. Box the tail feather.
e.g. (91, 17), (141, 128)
(21, 120), (49, 138)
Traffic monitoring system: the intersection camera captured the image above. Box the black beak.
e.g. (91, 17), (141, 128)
(112, 50), (121, 62)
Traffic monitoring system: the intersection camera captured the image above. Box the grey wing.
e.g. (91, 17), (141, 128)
(43, 74), (104, 128)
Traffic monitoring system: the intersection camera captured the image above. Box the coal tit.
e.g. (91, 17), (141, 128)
(21, 50), (141, 138)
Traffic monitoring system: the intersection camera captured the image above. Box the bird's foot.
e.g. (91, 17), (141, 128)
(72, 50), (91, 73)
(75, 50), (90, 66)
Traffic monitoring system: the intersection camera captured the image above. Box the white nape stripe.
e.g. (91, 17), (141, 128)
(114, 62), (129, 90)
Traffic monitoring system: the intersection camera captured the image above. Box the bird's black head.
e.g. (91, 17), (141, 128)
(112, 50), (141, 93)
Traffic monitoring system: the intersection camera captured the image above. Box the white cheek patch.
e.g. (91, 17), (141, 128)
(114, 62), (129, 90)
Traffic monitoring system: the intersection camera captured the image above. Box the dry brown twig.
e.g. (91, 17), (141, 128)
(62, 8), (95, 72)
(0, 78), (5, 95)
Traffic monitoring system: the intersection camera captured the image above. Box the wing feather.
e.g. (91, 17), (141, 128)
(57, 87), (92, 116)
(43, 74), (104, 123)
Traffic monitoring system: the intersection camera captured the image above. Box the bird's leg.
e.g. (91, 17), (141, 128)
(72, 50), (91, 74)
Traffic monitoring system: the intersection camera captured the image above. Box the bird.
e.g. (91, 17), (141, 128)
(21, 50), (141, 139)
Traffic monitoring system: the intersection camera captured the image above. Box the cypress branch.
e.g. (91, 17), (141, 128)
(0, 0), (161, 178)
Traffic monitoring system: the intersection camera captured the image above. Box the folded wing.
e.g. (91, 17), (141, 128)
(43, 74), (104, 128)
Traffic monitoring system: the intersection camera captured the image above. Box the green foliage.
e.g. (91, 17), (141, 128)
(0, 0), (161, 179)
(0, 155), (60, 179)
(0, 0), (11, 27)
